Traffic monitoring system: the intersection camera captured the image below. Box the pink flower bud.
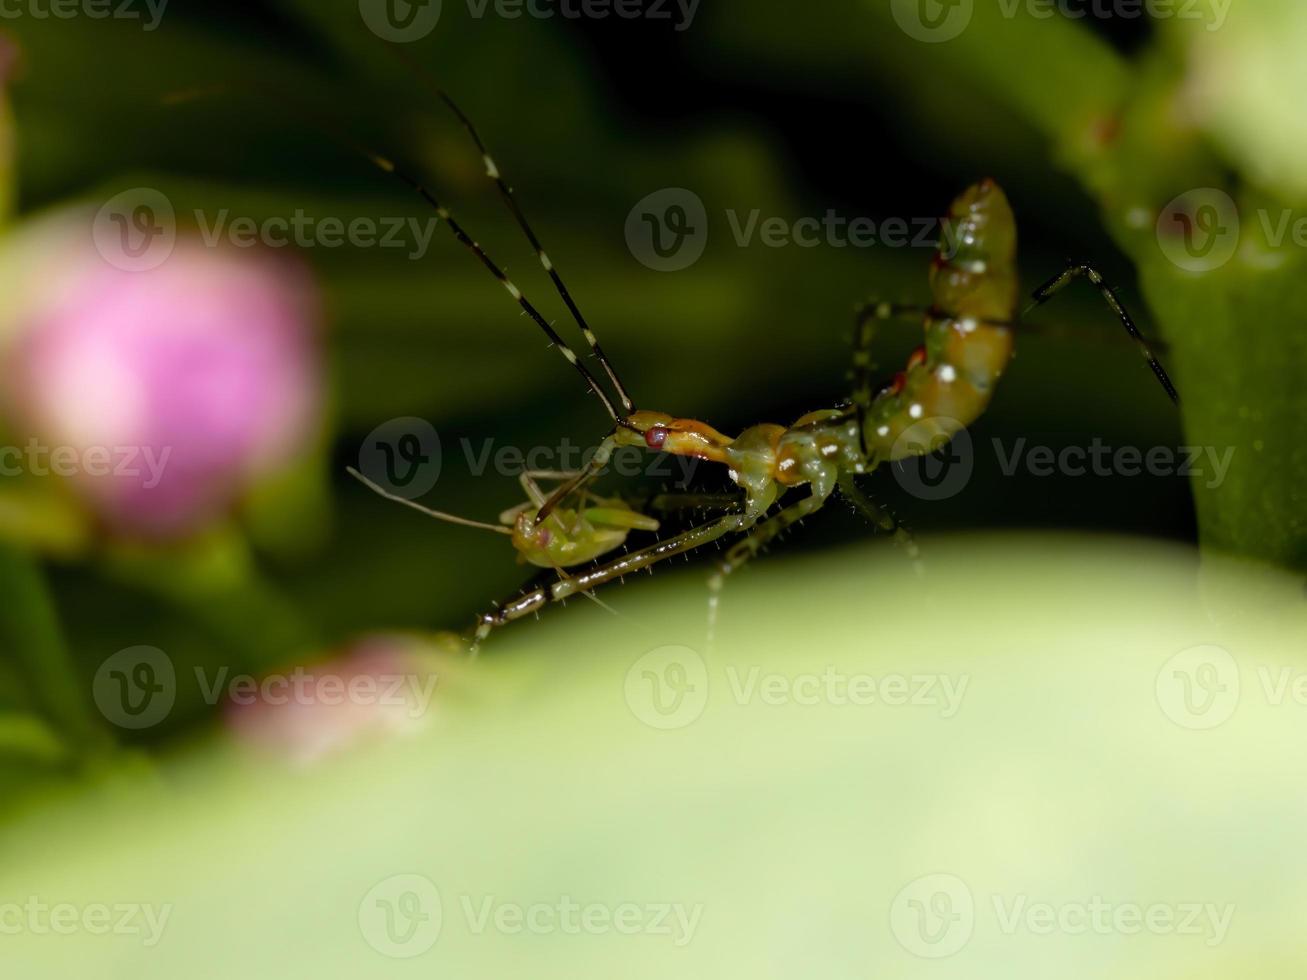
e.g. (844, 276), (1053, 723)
(223, 635), (445, 765)
(1, 212), (323, 537)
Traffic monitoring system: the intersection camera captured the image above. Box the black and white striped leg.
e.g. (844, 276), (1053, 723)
(1024, 263), (1179, 404)
(470, 510), (753, 653)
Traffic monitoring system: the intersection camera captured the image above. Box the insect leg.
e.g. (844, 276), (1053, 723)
(1023, 263), (1179, 404)
(850, 302), (930, 411)
(535, 431), (621, 523)
(647, 491), (746, 513)
(471, 510), (754, 652)
(836, 473), (922, 575)
(705, 491), (829, 645)
(523, 469), (588, 481)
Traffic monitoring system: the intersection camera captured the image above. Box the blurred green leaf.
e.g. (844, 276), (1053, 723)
(0, 543), (98, 751)
(1, 537), (1306, 977)
(0, 710), (69, 765)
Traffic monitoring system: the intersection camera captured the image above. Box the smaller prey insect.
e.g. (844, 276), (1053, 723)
(355, 83), (1179, 652)
(348, 467), (660, 570)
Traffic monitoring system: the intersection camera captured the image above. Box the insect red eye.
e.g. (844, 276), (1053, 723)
(537, 529), (552, 546)
(645, 426), (669, 450)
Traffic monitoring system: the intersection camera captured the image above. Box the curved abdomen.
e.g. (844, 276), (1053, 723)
(863, 179), (1020, 461)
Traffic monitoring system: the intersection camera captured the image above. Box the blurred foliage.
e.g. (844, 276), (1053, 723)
(2, 537), (1307, 977)
(0, 0), (1303, 817)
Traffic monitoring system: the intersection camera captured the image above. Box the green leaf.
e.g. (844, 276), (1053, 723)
(0, 544), (99, 751)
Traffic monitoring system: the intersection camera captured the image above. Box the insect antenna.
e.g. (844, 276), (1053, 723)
(162, 82), (628, 424)
(347, 467), (512, 535)
(363, 150), (630, 422)
(384, 43), (636, 415)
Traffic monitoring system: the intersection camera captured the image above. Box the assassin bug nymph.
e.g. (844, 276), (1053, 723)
(356, 90), (1179, 652)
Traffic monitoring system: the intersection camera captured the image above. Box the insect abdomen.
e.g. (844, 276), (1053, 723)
(863, 180), (1019, 461)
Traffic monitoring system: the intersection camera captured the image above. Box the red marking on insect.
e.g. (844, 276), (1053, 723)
(885, 371), (907, 397)
(907, 346), (928, 371)
(645, 426), (669, 450)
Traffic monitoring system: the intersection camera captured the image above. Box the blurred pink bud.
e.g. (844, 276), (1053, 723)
(1, 213), (322, 537)
(223, 635), (443, 765)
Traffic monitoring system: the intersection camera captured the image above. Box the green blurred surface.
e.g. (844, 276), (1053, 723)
(2, 535), (1305, 978)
